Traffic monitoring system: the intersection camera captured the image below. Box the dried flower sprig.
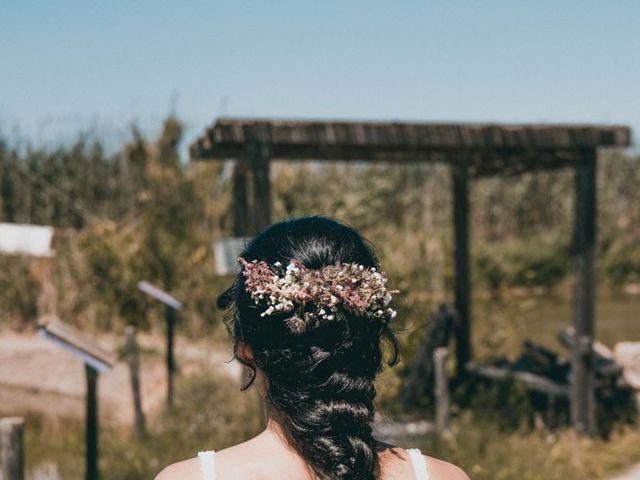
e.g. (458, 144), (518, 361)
(238, 257), (399, 334)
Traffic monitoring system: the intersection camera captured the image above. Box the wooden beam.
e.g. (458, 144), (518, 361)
(193, 119), (631, 153)
(190, 120), (631, 176)
(232, 159), (250, 236)
(248, 144), (272, 232)
(571, 149), (598, 436)
(452, 166), (472, 378)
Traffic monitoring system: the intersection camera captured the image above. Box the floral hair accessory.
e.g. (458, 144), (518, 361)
(238, 257), (399, 334)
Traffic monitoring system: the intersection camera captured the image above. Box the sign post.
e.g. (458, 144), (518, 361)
(213, 237), (251, 276)
(137, 281), (182, 407)
(37, 316), (115, 480)
(165, 305), (176, 406)
(85, 365), (98, 480)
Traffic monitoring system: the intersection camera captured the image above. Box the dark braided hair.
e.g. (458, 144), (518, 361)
(217, 215), (399, 480)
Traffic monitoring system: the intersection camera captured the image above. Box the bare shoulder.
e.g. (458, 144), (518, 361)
(155, 434), (305, 480)
(375, 442), (468, 480)
(425, 455), (470, 480)
(153, 444), (260, 480)
(154, 456), (200, 480)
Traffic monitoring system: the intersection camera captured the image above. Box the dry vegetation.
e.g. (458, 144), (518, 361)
(1, 117), (639, 478)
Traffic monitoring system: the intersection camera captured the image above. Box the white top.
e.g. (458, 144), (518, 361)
(198, 448), (430, 480)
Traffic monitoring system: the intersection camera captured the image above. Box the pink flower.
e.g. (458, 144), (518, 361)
(237, 257), (399, 332)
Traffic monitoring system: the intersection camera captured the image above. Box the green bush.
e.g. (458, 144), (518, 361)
(22, 368), (262, 479)
(474, 241), (571, 291)
(604, 241), (640, 286)
(0, 256), (40, 327)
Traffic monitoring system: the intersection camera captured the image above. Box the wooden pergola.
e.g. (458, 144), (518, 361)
(190, 118), (631, 435)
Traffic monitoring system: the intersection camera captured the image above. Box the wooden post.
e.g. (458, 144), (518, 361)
(401, 304), (456, 407)
(452, 166), (471, 379)
(165, 306), (176, 407)
(571, 150), (597, 436)
(434, 348), (450, 433)
(0, 417), (24, 480)
(135, 282), (181, 408)
(85, 365), (99, 480)
(125, 326), (146, 437)
(232, 159), (250, 236)
(249, 144), (272, 232)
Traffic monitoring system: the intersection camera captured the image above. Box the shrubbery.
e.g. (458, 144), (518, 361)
(604, 241), (640, 286)
(474, 240), (571, 293)
(1, 119), (639, 333)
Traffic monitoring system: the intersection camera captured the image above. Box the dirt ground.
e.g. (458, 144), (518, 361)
(611, 464), (640, 480)
(0, 330), (241, 425)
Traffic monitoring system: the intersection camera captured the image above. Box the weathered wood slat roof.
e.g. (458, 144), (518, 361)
(190, 118), (631, 176)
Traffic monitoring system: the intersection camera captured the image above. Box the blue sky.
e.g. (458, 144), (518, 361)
(1, 1), (639, 154)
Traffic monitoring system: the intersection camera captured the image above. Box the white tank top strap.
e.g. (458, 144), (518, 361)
(406, 448), (431, 480)
(197, 450), (216, 480)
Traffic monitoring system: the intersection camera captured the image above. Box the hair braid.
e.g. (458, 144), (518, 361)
(219, 216), (399, 480)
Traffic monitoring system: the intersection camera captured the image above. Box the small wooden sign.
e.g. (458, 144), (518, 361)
(37, 315), (112, 480)
(0, 222), (54, 257)
(213, 237), (251, 275)
(37, 315), (115, 373)
(137, 281), (183, 310)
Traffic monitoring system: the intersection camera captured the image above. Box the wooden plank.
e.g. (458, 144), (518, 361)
(191, 119), (630, 178)
(137, 281), (183, 310)
(571, 149), (598, 436)
(452, 166), (472, 378)
(37, 316), (115, 372)
(466, 362), (571, 397)
(0, 417), (24, 480)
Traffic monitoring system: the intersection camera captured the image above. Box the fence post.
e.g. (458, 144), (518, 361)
(125, 326), (146, 437)
(434, 348), (450, 433)
(165, 306), (176, 407)
(0, 417), (25, 480)
(85, 365), (99, 480)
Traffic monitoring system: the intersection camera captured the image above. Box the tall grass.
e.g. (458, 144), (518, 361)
(416, 413), (640, 480)
(21, 369), (263, 479)
(17, 368), (640, 480)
